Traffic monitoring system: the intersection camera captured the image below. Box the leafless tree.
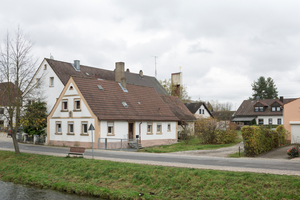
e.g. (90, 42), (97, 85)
(0, 26), (38, 154)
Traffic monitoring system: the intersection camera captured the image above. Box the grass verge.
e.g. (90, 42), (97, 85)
(1, 151), (300, 199)
(229, 151), (245, 158)
(139, 136), (242, 153)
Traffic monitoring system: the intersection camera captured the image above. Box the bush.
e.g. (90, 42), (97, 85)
(287, 147), (299, 158)
(242, 125), (289, 157)
(276, 125), (289, 146)
(179, 128), (193, 144)
(195, 118), (237, 144)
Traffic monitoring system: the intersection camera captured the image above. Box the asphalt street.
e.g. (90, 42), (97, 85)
(1, 140), (300, 176)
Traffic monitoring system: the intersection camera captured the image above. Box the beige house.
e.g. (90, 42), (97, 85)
(283, 98), (300, 144)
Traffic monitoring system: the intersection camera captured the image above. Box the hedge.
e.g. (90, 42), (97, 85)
(241, 125), (289, 156)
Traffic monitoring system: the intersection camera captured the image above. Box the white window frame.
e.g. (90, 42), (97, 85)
(56, 121), (62, 134)
(147, 123), (153, 134)
(156, 124), (162, 134)
(269, 118), (272, 125)
(74, 99), (81, 111)
(107, 122), (114, 135)
(68, 121), (74, 134)
(49, 77), (54, 87)
(81, 121), (88, 134)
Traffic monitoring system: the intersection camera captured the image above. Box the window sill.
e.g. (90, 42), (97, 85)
(55, 132), (62, 135)
(49, 86), (54, 87)
(67, 133), (75, 135)
(156, 132), (163, 135)
(73, 109), (81, 112)
(167, 130), (171, 132)
(107, 134), (115, 136)
(80, 133), (89, 136)
(147, 132), (153, 135)
(60, 110), (69, 112)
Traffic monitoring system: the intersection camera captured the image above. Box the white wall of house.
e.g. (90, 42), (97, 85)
(255, 115), (283, 125)
(23, 59), (65, 114)
(99, 121), (177, 141)
(49, 118), (95, 142)
(194, 105), (211, 119)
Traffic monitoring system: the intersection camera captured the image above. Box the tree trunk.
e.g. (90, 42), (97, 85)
(11, 132), (20, 154)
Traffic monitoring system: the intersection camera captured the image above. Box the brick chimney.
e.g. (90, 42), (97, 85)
(115, 62), (126, 88)
(280, 96), (284, 103)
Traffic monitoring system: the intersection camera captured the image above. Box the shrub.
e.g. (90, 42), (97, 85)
(276, 125), (290, 146)
(195, 118), (237, 144)
(195, 118), (218, 144)
(242, 125), (289, 156)
(179, 128), (193, 144)
(287, 147), (299, 158)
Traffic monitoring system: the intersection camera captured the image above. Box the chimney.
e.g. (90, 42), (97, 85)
(126, 68), (130, 72)
(115, 62), (125, 83)
(139, 70), (143, 78)
(121, 77), (126, 89)
(280, 96), (284, 103)
(74, 60), (80, 71)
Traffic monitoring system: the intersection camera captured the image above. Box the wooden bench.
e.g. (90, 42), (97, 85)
(68, 147), (86, 157)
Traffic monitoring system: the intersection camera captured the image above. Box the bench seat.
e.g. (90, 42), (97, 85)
(68, 147), (86, 157)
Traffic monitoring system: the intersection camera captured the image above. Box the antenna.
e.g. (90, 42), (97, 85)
(152, 56), (158, 78)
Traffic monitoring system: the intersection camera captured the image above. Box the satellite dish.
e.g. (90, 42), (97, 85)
(256, 96), (260, 100)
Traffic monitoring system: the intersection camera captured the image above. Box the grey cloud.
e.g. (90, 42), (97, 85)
(188, 42), (212, 54)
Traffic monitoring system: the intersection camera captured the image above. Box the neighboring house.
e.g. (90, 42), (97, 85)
(212, 111), (235, 130)
(184, 103), (213, 119)
(283, 98), (300, 144)
(232, 97), (296, 127)
(24, 58), (168, 114)
(0, 82), (22, 129)
(160, 95), (196, 134)
(47, 76), (179, 148)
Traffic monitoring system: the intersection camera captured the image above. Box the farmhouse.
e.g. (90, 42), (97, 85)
(47, 76), (179, 148)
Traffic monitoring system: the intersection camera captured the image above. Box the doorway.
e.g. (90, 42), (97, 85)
(128, 123), (134, 139)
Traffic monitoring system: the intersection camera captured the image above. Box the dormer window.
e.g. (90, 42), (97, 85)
(271, 106), (281, 112)
(255, 107), (264, 112)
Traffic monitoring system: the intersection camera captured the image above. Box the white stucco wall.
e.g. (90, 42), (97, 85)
(23, 59), (65, 114)
(99, 121), (177, 142)
(255, 115), (283, 125)
(194, 105), (211, 119)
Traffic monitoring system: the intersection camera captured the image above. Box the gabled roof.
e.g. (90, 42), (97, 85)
(212, 111), (235, 120)
(234, 98), (297, 117)
(184, 102), (213, 117)
(253, 101), (268, 107)
(160, 95), (196, 121)
(72, 77), (178, 121)
(45, 58), (168, 95)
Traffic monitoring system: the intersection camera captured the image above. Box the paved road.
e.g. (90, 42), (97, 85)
(1, 139), (300, 176)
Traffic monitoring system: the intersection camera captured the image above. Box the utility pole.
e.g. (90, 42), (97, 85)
(152, 56), (158, 78)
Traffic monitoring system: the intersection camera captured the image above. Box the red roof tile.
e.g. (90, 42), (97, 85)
(72, 77), (178, 121)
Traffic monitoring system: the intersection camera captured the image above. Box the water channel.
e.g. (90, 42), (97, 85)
(0, 180), (101, 200)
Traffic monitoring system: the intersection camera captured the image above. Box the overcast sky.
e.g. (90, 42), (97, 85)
(1, 0), (300, 110)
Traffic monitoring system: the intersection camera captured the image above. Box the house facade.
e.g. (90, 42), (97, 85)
(283, 98), (300, 144)
(232, 97), (296, 127)
(47, 76), (179, 148)
(184, 103), (213, 119)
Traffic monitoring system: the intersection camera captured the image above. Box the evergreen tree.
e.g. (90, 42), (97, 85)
(250, 76), (278, 99)
(21, 101), (47, 135)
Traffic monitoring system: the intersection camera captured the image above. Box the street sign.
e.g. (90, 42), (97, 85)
(88, 123), (95, 131)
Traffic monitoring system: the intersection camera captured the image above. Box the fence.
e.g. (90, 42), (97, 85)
(98, 138), (141, 150)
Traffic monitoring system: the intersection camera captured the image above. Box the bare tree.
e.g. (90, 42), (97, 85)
(0, 27), (38, 154)
(159, 78), (191, 103)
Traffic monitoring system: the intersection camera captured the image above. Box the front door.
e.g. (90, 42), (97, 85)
(128, 123), (134, 139)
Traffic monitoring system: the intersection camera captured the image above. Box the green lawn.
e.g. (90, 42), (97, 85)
(139, 132), (243, 153)
(0, 151), (299, 199)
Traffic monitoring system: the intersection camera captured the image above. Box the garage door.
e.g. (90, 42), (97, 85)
(291, 124), (300, 144)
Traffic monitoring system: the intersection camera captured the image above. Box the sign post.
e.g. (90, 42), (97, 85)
(88, 123), (95, 159)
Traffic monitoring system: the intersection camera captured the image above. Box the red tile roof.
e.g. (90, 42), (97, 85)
(72, 77), (178, 121)
(45, 58), (168, 95)
(160, 95), (196, 121)
(234, 98), (297, 117)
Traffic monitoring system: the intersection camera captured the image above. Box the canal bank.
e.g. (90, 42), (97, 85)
(0, 180), (98, 200)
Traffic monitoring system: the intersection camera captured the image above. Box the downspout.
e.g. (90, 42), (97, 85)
(139, 121), (143, 143)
